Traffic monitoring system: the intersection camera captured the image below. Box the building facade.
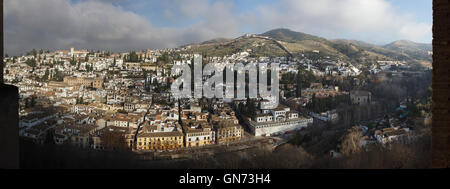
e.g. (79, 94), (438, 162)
(248, 106), (313, 136)
(136, 131), (184, 151)
(64, 76), (103, 89)
(214, 120), (244, 144)
(183, 121), (215, 147)
(350, 90), (372, 105)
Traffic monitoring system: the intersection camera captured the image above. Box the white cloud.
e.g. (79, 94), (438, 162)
(399, 22), (432, 42)
(175, 0), (210, 18)
(242, 0), (431, 44)
(4, 0), (240, 55)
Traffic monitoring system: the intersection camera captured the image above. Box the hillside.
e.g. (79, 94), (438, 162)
(384, 40), (432, 62)
(180, 28), (432, 66)
(182, 35), (289, 57)
(330, 39), (411, 63)
(260, 28), (328, 43)
(199, 38), (232, 45)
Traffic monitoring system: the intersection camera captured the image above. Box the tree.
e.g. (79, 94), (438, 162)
(77, 60), (81, 70)
(44, 129), (55, 145)
(246, 98), (257, 119)
(309, 93), (317, 112)
(296, 65), (316, 88)
(340, 126), (363, 156)
(85, 63), (94, 72)
(127, 51), (139, 62)
(296, 76), (302, 98)
(53, 69), (64, 81)
(25, 58), (37, 68)
(157, 52), (170, 64)
(70, 55), (77, 66)
(31, 49), (37, 57)
(76, 97), (84, 104)
(30, 96), (36, 108)
(42, 69), (50, 81)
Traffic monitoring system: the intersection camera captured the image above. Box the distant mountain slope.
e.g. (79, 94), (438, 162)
(199, 38), (232, 45)
(260, 28), (328, 43)
(180, 28), (431, 66)
(260, 29), (347, 60)
(330, 39), (411, 62)
(183, 35), (289, 57)
(384, 40), (432, 52)
(383, 40), (432, 61)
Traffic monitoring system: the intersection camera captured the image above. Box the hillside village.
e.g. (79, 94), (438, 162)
(4, 29), (432, 163)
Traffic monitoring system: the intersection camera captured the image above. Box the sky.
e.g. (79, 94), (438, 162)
(4, 0), (432, 56)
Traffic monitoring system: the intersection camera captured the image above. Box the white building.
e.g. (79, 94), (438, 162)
(248, 106), (313, 136)
(374, 127), (409, 145)
(310, 110), (338, 122)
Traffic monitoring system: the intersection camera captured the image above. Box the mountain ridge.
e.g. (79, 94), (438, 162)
(180, 28), (431, 66)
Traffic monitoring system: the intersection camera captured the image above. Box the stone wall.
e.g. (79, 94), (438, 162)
(0, 0), (20, 169)
(0, 85), (19, 169)
(432, 0), (450, 168)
